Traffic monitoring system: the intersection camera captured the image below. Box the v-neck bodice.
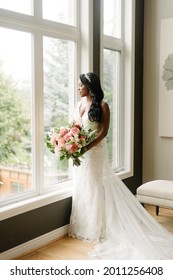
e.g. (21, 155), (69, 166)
(73, 101), (100, 132)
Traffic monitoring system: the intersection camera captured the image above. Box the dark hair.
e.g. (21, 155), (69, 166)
(79, 72), (104, 123)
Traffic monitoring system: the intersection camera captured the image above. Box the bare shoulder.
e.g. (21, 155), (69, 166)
(101, 101), (110, 112)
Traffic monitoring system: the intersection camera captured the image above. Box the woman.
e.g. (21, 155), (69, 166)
(68, 72), (173, 259)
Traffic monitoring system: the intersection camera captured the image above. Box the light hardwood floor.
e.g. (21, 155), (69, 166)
(18, 205), (173, 260)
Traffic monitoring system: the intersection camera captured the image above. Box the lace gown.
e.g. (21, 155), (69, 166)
(68, 102), (173, 259)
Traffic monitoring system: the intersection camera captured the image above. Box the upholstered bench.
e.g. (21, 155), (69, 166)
(136, 180), (173, 215)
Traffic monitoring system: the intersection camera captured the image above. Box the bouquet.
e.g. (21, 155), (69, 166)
(46, 122), (97, 166)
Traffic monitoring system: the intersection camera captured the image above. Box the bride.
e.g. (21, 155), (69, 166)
(68, 72), (173, 259)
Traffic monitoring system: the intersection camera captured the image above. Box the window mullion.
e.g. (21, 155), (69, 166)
(79, 0), (93, 73)
(32, 31), (44, 195)
(34, 0), (42, 18)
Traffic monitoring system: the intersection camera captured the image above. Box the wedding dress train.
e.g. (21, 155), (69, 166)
(68, 102), (173, 259)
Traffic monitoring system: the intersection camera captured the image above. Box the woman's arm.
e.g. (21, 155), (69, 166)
(85, 101), (110, 152)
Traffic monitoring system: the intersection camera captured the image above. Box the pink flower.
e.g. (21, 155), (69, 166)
(59, 127), (68, 136)
(58, 137), (65, 148)
(66, 143), (79, 153)
(70, 126), (80, 135)
(50, 134), (58, 145)
(47, 122), (97, 167)
(74, 122), (81, 129)
(64, 132), (73, 142)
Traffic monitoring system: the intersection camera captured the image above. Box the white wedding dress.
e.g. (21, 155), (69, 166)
(68, 101), (173, 259)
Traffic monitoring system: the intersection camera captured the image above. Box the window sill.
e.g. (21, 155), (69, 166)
(0, 169), (131, 221)
(0, 184), (72, 221)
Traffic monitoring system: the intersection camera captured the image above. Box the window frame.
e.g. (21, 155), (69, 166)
(100, 0), (135, 179)
(0, 0), (81, 210)
(0, 0), (135, 219)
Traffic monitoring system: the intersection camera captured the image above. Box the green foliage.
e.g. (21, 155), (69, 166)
(43, 38), (72, 172)
(43, 38), (70, 130)
(0, 68), (31, 166)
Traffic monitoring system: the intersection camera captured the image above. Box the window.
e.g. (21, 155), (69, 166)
(0, 27), (33, 200)
(103, 49), (122, 169)
(0, 0), (79, 207)
(43, 37), (75, 189)
(42, 0), (76, 26)
(0, 0), (33, 15)
(101, 0), (135, 177)
(11, 182), (25, 195)
(103, 0), (121, 38)
(0, 0), (135, 212)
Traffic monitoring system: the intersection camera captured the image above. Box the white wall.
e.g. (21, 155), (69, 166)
(143, 0), (173, 182)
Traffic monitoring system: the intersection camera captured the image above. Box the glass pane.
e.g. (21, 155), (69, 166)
(103, 49), (121, 170)
(0, 28), (32, 199)
(43, 37), (75, 188)
(42, 0), (76, 26)
(0, 0), (33, 15)
(103, 0), (121, 38)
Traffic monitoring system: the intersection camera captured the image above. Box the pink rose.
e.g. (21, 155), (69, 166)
(71, 126), (80, 135)
(66, 143), (78, 153)
(58, 137), (65, 148)
(59, 127), (68, 136)
(64, 132), (73, 142)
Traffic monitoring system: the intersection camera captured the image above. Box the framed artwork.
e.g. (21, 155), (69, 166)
(159, 18), (173, 137)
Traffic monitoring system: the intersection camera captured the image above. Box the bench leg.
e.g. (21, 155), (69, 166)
(156, 206), (159, 216)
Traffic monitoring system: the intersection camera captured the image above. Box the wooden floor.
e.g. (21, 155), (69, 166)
(18, 205), (173, 260)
